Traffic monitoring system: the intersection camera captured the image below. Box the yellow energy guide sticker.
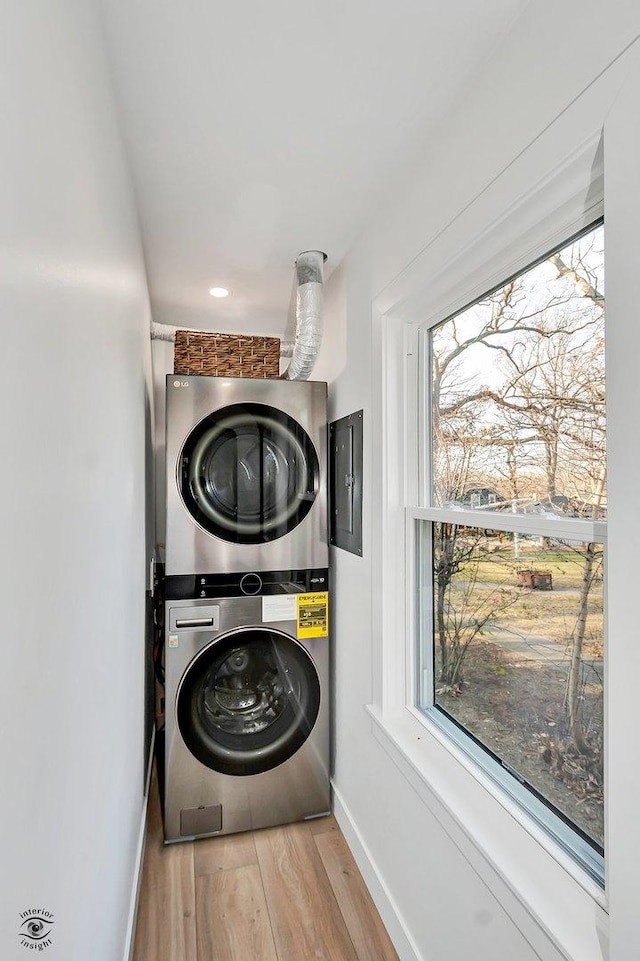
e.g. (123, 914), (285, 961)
(297, 592), (329, 639)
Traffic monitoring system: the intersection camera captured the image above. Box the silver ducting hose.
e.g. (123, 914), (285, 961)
(150, 322), (181, 342)
(151, 249), (326, 381)
(282, 250), (326, 381)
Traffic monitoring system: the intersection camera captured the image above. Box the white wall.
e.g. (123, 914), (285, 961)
(319, 3), (640, 960)
(0, 3), (153, 960)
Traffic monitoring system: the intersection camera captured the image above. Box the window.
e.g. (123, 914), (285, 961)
(416, 221), (605, 884)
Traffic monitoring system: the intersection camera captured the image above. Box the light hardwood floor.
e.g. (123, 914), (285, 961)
(133, 769), (399, 961)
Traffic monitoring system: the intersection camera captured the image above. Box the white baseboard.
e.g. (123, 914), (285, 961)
(122, 732), (155, 961)
(332, 783), (425, 961)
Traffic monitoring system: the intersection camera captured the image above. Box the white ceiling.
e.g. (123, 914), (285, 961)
(101, 0), (529, 339)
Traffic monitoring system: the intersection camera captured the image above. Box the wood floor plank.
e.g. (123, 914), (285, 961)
(141, 767), (193, 892)
(194, 831), (258, 878)
(254, 821), (359, 961)
(304, 814), (339, 836)
(315, 832), (399, 961)
(196, 865), (277, 961)
(132, 766), (197, 961)
(133, 766), (399, 961)
(132, 848), (197, 961)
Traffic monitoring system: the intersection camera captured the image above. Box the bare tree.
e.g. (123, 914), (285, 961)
(430, 226), (605, 752)
(434, 524), (522, 690)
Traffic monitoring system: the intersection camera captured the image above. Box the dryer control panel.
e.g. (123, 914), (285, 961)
(165, 568), (329, 600)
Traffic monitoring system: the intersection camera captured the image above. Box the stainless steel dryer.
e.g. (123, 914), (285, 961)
(165, 375), (328, 575)
(163, 569), (330, 841)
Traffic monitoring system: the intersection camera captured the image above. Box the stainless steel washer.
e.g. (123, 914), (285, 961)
(165, 376), (328, 575)
(163, 569), (330, 842)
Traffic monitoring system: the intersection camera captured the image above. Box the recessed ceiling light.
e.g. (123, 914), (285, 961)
(209, 287), (229, 298)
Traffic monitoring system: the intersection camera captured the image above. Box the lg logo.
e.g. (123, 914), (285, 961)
(173, 380), (190, 387)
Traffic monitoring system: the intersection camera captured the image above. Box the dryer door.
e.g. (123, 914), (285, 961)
(176, 627), (321, 776)
(179, 402), (320, 544)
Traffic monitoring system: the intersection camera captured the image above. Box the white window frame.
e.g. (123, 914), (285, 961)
(413, 222), (607, 885)
(368, 126), (610, 913)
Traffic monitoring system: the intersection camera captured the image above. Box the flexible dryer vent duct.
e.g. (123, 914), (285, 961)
(282, 250), (326, 381)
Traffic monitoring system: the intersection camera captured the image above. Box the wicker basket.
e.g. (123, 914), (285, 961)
(174, 330), (281, 379)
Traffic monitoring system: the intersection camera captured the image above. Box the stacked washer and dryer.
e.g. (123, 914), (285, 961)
(163, 374), (329, 842)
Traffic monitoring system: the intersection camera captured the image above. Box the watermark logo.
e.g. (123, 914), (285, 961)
(19, 909), (54, 951)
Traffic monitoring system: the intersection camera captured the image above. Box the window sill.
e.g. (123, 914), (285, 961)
(365, 703), (608, 961)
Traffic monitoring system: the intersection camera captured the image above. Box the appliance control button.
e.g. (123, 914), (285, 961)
(240, 573), (263, 595)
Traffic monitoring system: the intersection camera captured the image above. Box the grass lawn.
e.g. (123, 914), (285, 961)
(432, 535), (605, 847)
(445, 540), (604, 655)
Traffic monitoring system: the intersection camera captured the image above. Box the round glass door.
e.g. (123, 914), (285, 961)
(179, 403), (320, 544)
(176, 627), (321, 776)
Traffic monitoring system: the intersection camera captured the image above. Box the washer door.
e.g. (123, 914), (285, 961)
(179, 402), (320, 544)
(176, 627), (321, 776)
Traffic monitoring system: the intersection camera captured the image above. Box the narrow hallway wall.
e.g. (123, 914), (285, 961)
(0, 2), (153, 959)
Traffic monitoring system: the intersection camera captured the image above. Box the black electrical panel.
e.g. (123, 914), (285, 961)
(329, 410), (363, 556)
